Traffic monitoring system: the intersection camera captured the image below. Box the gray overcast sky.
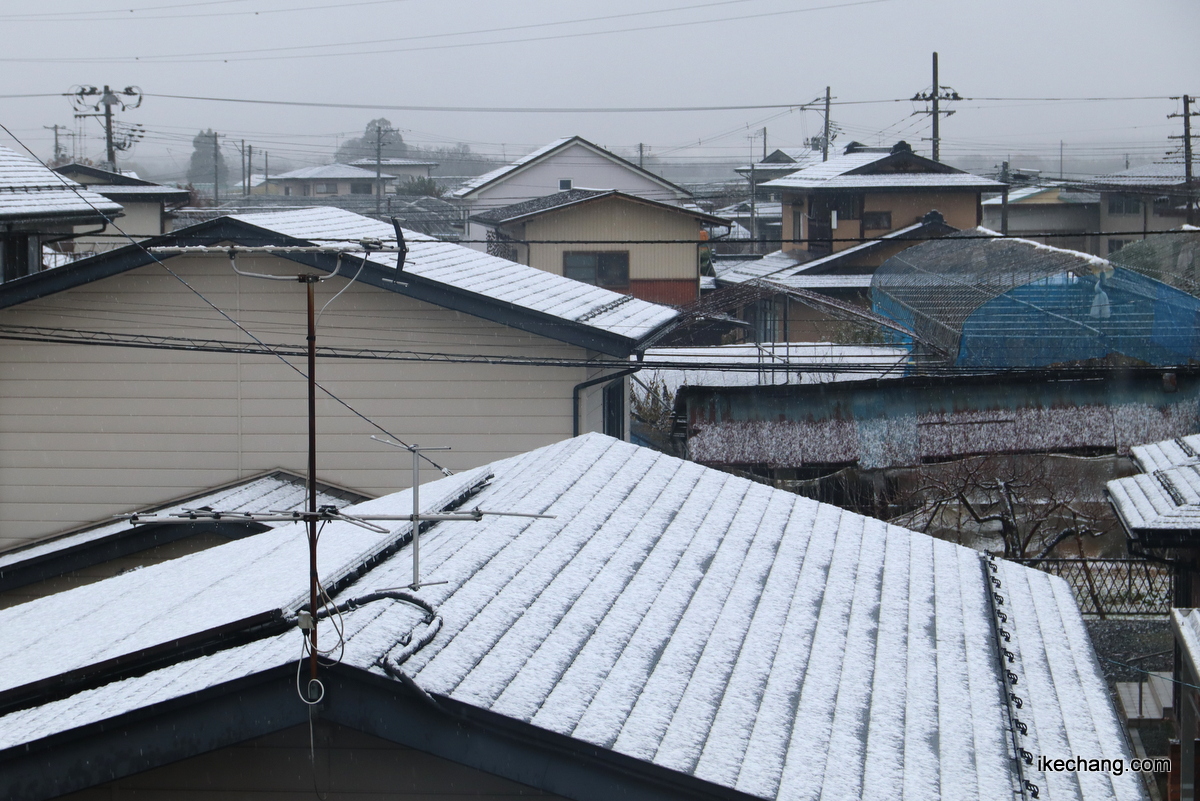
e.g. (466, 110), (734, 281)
(1, 0), (1197, 177)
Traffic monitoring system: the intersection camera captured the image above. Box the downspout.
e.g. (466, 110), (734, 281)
(573, 366), (641, 438)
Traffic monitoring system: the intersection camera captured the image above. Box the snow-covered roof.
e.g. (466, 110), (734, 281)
(1129, 434), (1200, 473)
(1107, 463), (1200, 531)
(1090, 162), (1189, 188)
(348, 157), (439, 168)
(0, 146), (123, 223)
(0, 434), (1140, 801)
(226, 207), (677, 347)
(639, 343), (909, 391)
(0, 470), (369, 577)
(762, 149), (1003, 192)
(471, 188), (730, 226)
(981, 186), (1099, 206)
(713, 249), (813, 283)
(68, 183), (189, 201)
(452, 136), (689, 200)
(268, 163), (396, 182)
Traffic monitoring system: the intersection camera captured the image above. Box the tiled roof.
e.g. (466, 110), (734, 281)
(268, 163), (395, 181)
(0, 434), (1141, 801)
(229, 207), (677, 343)
(0, 146), (123, 222)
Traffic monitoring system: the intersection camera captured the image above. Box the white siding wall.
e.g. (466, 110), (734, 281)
(463, 143), (686, 251)
(0, 255), (600, 549)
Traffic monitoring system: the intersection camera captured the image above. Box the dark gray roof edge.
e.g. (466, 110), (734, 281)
(52, 163), (158, 187)
(460, 136), (693, 200)
(0, 216), (646, 357)
(0, 664), (764, 801)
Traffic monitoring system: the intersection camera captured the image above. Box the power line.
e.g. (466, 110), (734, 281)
(0, 0), (416, 23)
(6, 0), (893, 64)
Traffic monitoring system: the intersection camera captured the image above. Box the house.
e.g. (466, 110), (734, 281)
(263, 163), (396, 197)
(0, 434), (1144, 801)
(0, 146), (123, 281)
(347, 156), (439, 182)
(981, 184), (1101, 255)
(872, 230), (1200, 367)
(0, 206), (676, 550)
(452, 136), (693, 251)
(762, 140), (1003, 257)
(1088, 162), (1193, 255)
(470, 188), (730, 305)
(734, 147), (822, 194)
(52, 162), (190, 249)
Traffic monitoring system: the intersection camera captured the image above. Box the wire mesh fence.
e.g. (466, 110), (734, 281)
(1016, 558), (1172, 617)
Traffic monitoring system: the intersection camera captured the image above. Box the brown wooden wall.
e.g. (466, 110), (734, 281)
(56, 721), (570, 800)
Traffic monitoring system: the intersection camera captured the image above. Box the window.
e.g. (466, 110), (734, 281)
(829, 194), (863, 220)
(603, 379), (625, 439)
(350, 182), (373, 195)
(1107, 194), (1141, 215)
(862, 211), (892, 231)
(563, 251), (629, 288)
(559, 179), (573, 190)
(1, 234), (39, 283)
(314, 182), (337, 194)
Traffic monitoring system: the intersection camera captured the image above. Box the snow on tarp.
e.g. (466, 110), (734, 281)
(229, 207), (678, 342)
(0, 467), (487, 698)
(0, 435), (1142, 800)
(0, 470), (367, 573)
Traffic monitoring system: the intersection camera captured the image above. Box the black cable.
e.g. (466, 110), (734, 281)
(0, 119), (452, 474)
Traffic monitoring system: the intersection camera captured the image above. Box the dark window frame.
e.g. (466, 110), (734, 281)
(559, 178), (573, 190)
(563, 251), (630, 289)
(350, 182), (373, 195)
(1107, 194), (1142, 215)
(862, 211), (892, 231)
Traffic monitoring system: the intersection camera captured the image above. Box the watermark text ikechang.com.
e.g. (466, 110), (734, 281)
(1036, 755), (1171, 776)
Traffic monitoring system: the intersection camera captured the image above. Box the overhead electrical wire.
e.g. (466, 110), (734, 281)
(5, 0), (894, 64)
(0, 118), (452, 473)
(0, 0), (417, 23)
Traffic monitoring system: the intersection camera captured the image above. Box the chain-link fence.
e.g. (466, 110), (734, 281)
(1018, 558), (1172, 617)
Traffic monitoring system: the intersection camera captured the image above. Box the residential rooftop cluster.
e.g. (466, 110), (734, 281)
(0, 115), (1197, 801)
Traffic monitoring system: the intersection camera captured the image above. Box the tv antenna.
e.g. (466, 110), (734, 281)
(124, 220), (552, 702)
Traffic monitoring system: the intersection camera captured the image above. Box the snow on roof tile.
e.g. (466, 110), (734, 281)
(0, 435), (1139, 800)
(1091, 162), (1189, 187)
(1131, 434), (1200, 472)
(762, 150), (1003, 191)
(0, 146), (123, 221)
(229, 207), (677, 342)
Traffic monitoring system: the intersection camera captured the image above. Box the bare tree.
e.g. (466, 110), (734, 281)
(888, 453), (1105, 560)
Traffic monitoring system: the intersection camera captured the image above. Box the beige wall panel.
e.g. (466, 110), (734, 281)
(0, 257), (595, 546)
(862, 191), (978, 231)
(524, 198), (701, 282)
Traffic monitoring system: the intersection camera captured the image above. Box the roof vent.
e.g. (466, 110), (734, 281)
(891, 140), (913, 154)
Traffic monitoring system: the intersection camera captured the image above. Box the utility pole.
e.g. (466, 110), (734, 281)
(999, 161), (1010, 236)
(822, 86), (831, 162)
(638, 143), (644, 168)
(1060, 141), (1064, 180)
(247, 144), (252, 196)
(70, 85), (142, 172)
(212, 131), (220, 206)
(1169, 94), (1199, 225)
(241, 139), (247, 197)
(762, 127), (767, 160)
(375, 124), (384, 215)
(264, 151), (269, 195)
(911, 52), (960, 161)
(43, 125), (67, 164)
(101, 86), (116, 169)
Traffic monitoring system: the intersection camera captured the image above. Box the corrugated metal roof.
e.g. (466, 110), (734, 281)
(0, 434), (1141, 800)
(230, 207), (678, 342)
(268, 163), (395, 181)
(762, 149), (1002, 192)
(1130, 434), (1200, 472)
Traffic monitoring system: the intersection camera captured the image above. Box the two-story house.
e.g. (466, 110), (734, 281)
(452, 136), (693, 251)
(1089, 162), (1191, 255)
(763, 140), (1003, 257)
(470, 189), (729, 305)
